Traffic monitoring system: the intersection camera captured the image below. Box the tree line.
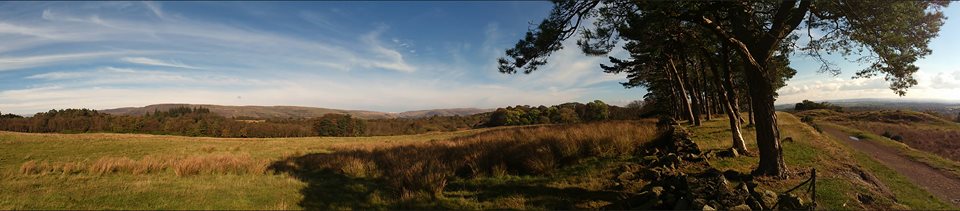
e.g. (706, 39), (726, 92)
(0, 107), (488, 137)
(0, 101), (639, 138)
(485, 100), (646, 127)
(794, 100), (842, 112)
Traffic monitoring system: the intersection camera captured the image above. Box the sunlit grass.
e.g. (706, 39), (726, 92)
(686, 112), (955, 209)
(0, 129), (488, 209)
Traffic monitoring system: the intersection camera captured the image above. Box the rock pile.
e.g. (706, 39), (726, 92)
(604, 125), (811, 210)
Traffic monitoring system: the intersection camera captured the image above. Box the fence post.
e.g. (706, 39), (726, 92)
(811, 168), (817, 209)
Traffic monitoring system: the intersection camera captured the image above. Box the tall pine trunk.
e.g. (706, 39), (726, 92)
(745, 66), (786, 177)
(714, 47), (749, 154)
(681, 63), (702, 126)
(668, 57), (695, 124)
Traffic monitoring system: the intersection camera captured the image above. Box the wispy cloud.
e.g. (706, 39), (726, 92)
(121, 57), (199, 69)
(142, 1), (164, 19)
(360, 27), (416, 72)
(0, 51), (133, 71)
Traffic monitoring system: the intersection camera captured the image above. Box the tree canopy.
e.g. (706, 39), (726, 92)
(499, 0), (948, 177)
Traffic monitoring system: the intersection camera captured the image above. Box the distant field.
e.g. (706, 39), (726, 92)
(0, 129), (486, 209)
(798, 109), (960, 162)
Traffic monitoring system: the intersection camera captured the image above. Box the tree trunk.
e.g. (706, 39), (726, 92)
(702, 72), (712, 122)
(681, 64), (702, 126)
(746, 93), (755, 126)
(745, 67), (786, 177)
(711, 65), (749, 155)
(668, 57), (695, 124)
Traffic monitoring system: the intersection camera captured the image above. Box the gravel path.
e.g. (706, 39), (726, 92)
(823, 126), (960, 206)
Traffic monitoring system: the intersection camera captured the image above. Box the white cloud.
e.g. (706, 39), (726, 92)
(0, 51), (135, 71)
(142, 1), (164, 19)
(359, 27), (416, 72)
(777, 70), (960, 104)
(121, 57), (199, 69)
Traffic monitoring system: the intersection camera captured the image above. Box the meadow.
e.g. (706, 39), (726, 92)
(3, 112), (957, 209)
(0, 121), (659, 209)
(0, 129), (485, 209)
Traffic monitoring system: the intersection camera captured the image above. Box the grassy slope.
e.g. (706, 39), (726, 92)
(687, 112), (953, 210)
(0, 130), (486, 209)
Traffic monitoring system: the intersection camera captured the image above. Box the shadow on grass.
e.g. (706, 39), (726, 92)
(269, 152), (631, 209)
(269, 154), (389, 210)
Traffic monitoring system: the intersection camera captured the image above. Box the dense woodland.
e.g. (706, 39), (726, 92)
(0, 100), (644, 138)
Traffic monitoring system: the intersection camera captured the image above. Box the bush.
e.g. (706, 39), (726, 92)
(891, 135), (904, 142)
(794, 100), (842, 112)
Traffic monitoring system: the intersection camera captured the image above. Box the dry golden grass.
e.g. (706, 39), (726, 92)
(21, 154), (270, 177)
(493, 194), (528, 210)
(272, 121), (661, 198)
(173, 154), (270, 176)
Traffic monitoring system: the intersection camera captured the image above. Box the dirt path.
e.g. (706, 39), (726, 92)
(822, 126), (960, 205)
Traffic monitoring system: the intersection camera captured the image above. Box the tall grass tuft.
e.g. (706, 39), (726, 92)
(21, 154), (270, 177)
(172, 154), (269, 176)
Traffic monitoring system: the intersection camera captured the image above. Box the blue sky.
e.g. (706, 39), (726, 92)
(0, 2), (958, 115)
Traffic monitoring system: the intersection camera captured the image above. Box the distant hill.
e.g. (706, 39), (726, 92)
(101, 104), (492, 119)
(777, 98), (960, 111)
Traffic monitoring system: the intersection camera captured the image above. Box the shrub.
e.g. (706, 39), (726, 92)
(891, 135), (904, 142)
(882, 131), (893, 139)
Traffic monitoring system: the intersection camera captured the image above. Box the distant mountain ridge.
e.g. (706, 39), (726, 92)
(101, 104), (493, 119)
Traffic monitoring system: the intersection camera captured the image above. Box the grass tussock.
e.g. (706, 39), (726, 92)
(173, 154), (270, 176)
(21, 154), (270, 177)
(272, 121), (660, 198)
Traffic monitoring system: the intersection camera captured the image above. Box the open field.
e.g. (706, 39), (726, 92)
(3, 112), (957, 209)
(0, 129), (489, 209)
(0, 121), (661, 209)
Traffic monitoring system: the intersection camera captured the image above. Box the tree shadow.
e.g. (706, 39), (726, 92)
(269, 154), (389, 210)
(270, 152), (634, 209)
(447, 180), (632, 209)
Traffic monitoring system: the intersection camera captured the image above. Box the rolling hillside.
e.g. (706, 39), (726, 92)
(101, 104), (492, 120)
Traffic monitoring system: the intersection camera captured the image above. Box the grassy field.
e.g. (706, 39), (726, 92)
(3, 112), (955, 209)
(0, 121), (659, 209)
(0, 129), (488, 209)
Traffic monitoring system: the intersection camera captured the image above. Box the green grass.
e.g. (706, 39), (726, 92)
(815, 122), (955, 209)
(686, 112), (957, 209)
(0, 130), (487, 209)
(823, 122), (960, 179)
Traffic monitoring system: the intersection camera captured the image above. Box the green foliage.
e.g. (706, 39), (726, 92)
(312, 114), (366, 137)
(794, 100), (843, 112)
(0, 107), (493, 138)
(485, 100), (626, 127)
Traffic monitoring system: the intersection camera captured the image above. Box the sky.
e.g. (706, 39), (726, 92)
(0, 2), (958, 115)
